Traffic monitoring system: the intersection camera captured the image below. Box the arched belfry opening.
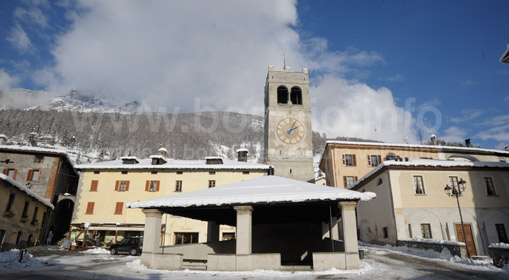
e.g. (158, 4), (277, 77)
(277, 86), (288, 104)
(290, 86), (302, 105)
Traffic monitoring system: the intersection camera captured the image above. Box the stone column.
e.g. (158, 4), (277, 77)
(207, 221), (220, 243)
(142, 209), (163, 254)
(339, 201), (360, 269)
(234, 206), (253, 255)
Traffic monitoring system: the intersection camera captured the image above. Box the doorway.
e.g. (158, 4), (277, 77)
(455, 224), (476, 256)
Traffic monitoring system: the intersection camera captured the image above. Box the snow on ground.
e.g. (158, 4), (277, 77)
(489, 242), (509, 249)
(80, 247), (110, 254)
(361, 242), (501, 272)
(0, 249), (45, 271)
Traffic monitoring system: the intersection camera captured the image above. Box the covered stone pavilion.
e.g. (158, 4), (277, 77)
(127, 176), (375, 271)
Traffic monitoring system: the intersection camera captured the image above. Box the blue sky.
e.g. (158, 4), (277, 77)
(0, 0), (508, 150)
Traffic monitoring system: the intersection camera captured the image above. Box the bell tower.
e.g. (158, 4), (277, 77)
(264, 65), (314, 182)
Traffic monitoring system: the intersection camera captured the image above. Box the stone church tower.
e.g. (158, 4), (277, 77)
(264, 66), (314, 182)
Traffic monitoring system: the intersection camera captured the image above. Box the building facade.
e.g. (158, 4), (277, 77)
(264, 66), (314, 182)
(0, 174), (54, 251)
(71, 150), (271, 246)
(350, 159), (509, 256)
(0, 145), (78, 244)
(320, 141), (509, 188)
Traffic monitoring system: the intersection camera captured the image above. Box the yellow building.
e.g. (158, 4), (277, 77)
(320, 141), (509, 188)
(1, 173), (54, 251)
(350, 159), (509, 257)
(71, 149), (271, 246)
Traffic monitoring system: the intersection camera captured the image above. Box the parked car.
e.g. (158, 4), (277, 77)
(110, 237), (143, 256)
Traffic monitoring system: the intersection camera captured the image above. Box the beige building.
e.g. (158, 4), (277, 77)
(0, 145), (79, 244)
(1, 173), (54, 250)
(350, 159), (509, 256)
(320, 141), (509, 189)
(71, 149), (271, 246)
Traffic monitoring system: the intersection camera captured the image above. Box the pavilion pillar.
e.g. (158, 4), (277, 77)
(339, 201), (360, 269)
(234, 206), (253, 255)
(142, 209), (162, 254)
(207, 221), (220, 243)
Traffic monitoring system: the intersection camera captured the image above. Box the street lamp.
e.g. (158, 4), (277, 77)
(444, 178), (471, 260)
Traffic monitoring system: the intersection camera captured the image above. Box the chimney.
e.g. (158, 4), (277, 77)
(465, 138), (473, 147)
(236, 148), (248, 162)
(0, 134), (7, 145)
(158, 147), (168, 158)
(430, 134), (437, 145)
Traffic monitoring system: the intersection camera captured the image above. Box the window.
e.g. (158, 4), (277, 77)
(449, 176), (459, 189)
(495, 224), (508, 243)
(209, 171), (216, 175)
(94, 171), (100, 174)
(114, 202), (124, 215)
(413, 176), (425, 194)
(277, 86), (288, 104)
(5, 193), (15, 212)
(31, 207), (38, 224)
(146, 180), (160, 192)
(27, 169), (42, 181)
(115, 180), (129, 192)
(85, 202), (95, 214)
(342, 154), (356, 166)
(343, 176), (358, 188)
(176, 171), (183, 175)
(208, 180), (216, 188)
(383, 227), (388, 238)
(421, 224), (432, 239)
(121, 171), (128, 174)
(175, 180), (182, 192)
(174, 232), (198, 244)
(243, 171), (250, 175)
(222, 232), (235, 241)
(3, 168), (17, 180)
(483, 177), (496, 196)
(290, 86), (302, 105)
(151, 171), (158, 174)
(90, 180), (98, 191)
(376, 178), (383, 187)
(15, 232), (22, 246)
(21, 201), (29, 219)
(34, 155), (44, 163)
(368, 155), (382, 167)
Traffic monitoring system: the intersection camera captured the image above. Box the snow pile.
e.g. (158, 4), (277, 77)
(489, 243), (509, 249)
(0, 249), (45, 271)
(81, 247), (110, 254)
(401, 237), (465, 246)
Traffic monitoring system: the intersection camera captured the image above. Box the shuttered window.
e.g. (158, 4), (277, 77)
(115, 180), (130, 192)
(368, 155), (382, 167)
(146, 180), (160, 192)
(85, 202), (95, 214)
(343, 176), (358, 188)
(342, 154), (356, 166)
(114, 202), (124, 214)
(27, 169), (42, 181)
(90, 180), (98, 191)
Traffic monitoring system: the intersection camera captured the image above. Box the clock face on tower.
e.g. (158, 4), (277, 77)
(277, 118), (305, 144)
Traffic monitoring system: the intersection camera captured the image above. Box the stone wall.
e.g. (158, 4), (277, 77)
(397, 240), (467, 259)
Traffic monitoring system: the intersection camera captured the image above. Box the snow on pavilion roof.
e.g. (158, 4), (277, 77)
(0, 174), (54, 209)
(126, 175), (375, 209)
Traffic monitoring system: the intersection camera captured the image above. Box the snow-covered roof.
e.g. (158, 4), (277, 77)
(0, 134), (7, 139)
(149, 155), (165, 159)
(120, 156), (138, 160)
(158, 147), (168, 153)
(0, 144), (75, 168)
(76, 158), (271, 170)
(126, 176), (375, 209)
(236, 148), (249, 153)
(325, 140), (509, 155)
(0, 174), (54, 209)
(349, 159), (509, 190)
(205, 156), (223, 160)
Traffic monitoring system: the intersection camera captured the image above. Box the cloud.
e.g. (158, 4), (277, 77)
(461, 79), (476, 87)
(441, 126), (467, 143)
(28, 0), (416, 142)
(14, 5), (49, 28)
(6, 24), (32, 51)
(448, 109), (484, 123)
(386, 74), (405, 82)
(0, 69), (20, 89)
(475, 124), (509, 142)
(504, 96), (509, 103)
(311, 76), (417, 143)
